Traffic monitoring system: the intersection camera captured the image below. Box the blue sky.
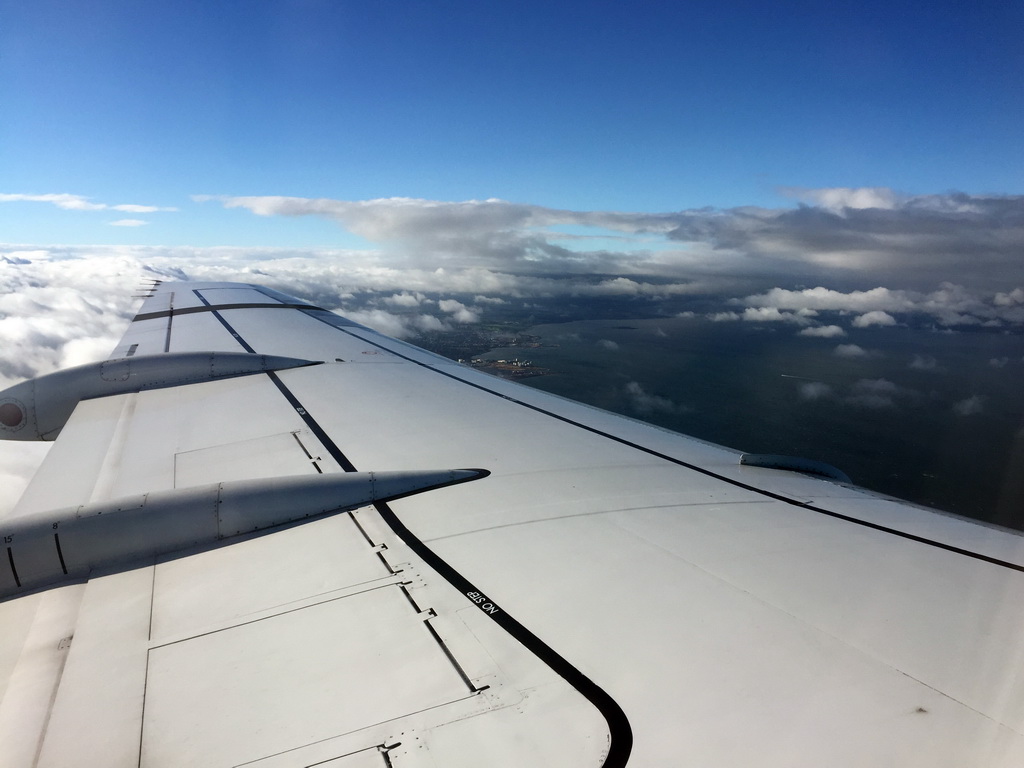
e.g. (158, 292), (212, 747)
(1, 0), (1021, 247)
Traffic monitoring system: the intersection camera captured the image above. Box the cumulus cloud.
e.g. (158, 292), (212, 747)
(382, 292), (425, 307)
(953, 395), (985, 416)
(743, 283), (1024, 328)
(598, 339), (619, 351)
(994, 288), (1024, 307)
(438, 299), (480, 323)
(624, 381), (688, 415)
(834, 344), (868, 357)
(852, 310), (897, 328)
(110, 219), (147, 227)
(586, 277), (701, 297)
(745, 286), (912, 313)
(740, 306), (811, 324)
(342, 308), (450, 338)
(798, 325), (846, 338)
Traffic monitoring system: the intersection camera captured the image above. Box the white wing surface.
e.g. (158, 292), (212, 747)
(2, 281), (1024, 767)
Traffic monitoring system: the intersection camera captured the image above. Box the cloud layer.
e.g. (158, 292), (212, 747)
(0, 193), (176, 213)
(201, 190), (1024, 293)
(193, 190), (1024, 330)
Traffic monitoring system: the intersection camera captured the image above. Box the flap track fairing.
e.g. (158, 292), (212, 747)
(0, 468), (488, 600)
(0, 352), (322, 441)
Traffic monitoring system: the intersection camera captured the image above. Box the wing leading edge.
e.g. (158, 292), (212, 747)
(1, 280), (1023, 767)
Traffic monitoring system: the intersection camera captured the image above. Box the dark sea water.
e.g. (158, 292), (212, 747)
(478, 316), (1024, 529)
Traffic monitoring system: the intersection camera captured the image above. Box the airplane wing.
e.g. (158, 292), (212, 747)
(2, 280), (1024, 767)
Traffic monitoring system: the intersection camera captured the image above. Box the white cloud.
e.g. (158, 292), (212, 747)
(781, 186), (901, 212)
(0, 193), (176, 213)
(587, 277), (700, 297)
(0, 193), (106, 211)
(382, 292), (424, 307)
(994, 288), (1024, 306)
(747, 287), (911, 313)
(341, 308), (451, 338)
(208, 194), (679, 243)
(413, 314), (448, 332)
(834, 344), (868, 357)
(438, 299), (481, 324)
(708, 311), (740, 322)
(110, 219), (148, 227)
(743, 283), (1024, 327)
(953, 395), (984, 416)
(0, 252), (145, 384)
(798, 375), (923, 409)
(852, 311), (897, 328)
(798, 325), (846, 338)
(624, 381), (688, 415)
(111, 204), (172, 213)
(989, 357), (1009, 368)
(741, 306), (811, 324)
(598, 339), (619, 350)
